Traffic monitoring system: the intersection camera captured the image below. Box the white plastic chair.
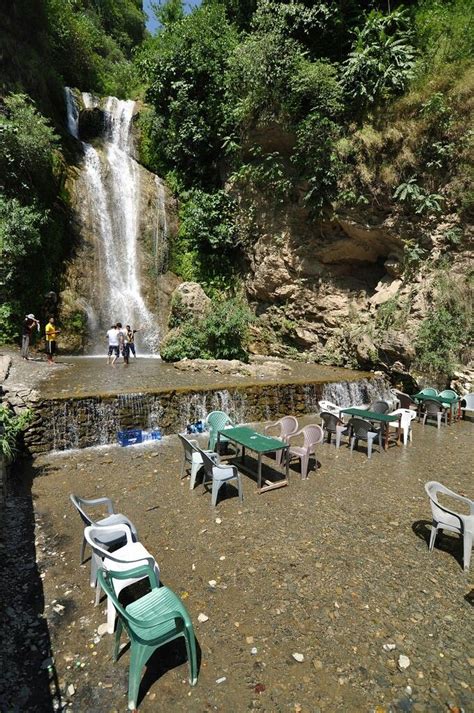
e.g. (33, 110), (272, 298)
(84, 524), (160, 633)
(460, 393), (474, 418)
(178, 434), (220, 490)
(198, 448), (243, 507)
(264, 416), (298, 464)
(388, 408), (416, 446)
(318, 400), (342, 417)
(425, 481), (474, 571)
(70, 494), (138, 565)
(287, 424), (324, 479)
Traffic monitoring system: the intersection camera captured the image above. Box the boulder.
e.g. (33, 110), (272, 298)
(170, 283), (211, 324)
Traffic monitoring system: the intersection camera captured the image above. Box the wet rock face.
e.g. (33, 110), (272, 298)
(171, 282), (211, 322)
(78, 107), (105, 141)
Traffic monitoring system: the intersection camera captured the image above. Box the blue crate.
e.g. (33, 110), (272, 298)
(117, 429), (143, 447)
(144, 429), (162, 441)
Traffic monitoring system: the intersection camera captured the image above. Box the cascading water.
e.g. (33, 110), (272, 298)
(64, 87), (164, 353)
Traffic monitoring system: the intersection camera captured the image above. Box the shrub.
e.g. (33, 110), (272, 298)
(342, 9), (416, 109)
(0, 405), (33, 463)
(161, 296), (254, 362)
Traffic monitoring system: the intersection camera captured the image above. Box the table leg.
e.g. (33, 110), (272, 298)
(285, 447), (289, 481)
(384, 422), (389, 450)
(242, 445), (245, 463)
(258, 453), (262, 491)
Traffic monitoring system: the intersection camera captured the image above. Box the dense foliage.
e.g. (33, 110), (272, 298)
(161, 296), (254, 361)
(0, 404), (33, 463)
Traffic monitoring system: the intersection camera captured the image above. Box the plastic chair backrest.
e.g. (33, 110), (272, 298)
(461, 393), (474, 409)
(276, 416), (299, 439)
(207, 411), (232, 430)
(320, 411), (343, 433)
(420, 388), (438, 396)
(178, 433), (198, 462)
(348, 417), (374, 440)
(302, 424), (324, 449)
(439, 389), (458, 399)
(389, 408), (416, 429)
(424, 398), (442, 415)
(397, 393), (415, 409)
(197, 448), (217, 478)
(98, 564), (161, 626)
(370, 400), (390, 414)
(425, 481), (467, 531)
(70, 494), (93, 527)
(84, 523), (132, 559)
(318, 400), (341, 416)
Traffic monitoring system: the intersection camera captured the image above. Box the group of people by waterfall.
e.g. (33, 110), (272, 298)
(106, 323), (139, 366)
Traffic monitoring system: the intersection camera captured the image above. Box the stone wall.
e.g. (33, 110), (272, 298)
(23, 375), (390, 453)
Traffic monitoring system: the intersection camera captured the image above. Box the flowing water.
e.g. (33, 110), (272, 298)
(64, 88), (164, 353)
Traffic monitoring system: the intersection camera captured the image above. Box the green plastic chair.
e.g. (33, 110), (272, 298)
(419, 387), (438, 397)
(97, 565), (198, 710)
(206, 410), (235, 451)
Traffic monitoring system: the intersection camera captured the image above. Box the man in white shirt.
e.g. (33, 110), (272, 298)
(106, 324), (120, 365)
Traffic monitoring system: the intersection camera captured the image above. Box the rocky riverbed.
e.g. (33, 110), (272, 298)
(1, 415), (472, 712)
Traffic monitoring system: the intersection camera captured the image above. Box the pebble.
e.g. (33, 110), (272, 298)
(216, 677), (226, 684)
(292, 653), (304, 663)
(215, 518), (222, 524)
(197, 613), (209, 623)
(383, 643), (396, 651)
(398, 655), (411, 670)
(97, 623), (108, 637)
(67, 684), (75, 696)
(208, 580), (217, 588)
(251, 647), (258, 655)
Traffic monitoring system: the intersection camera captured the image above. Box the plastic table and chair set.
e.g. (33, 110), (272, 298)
(180, 411), (325, 502)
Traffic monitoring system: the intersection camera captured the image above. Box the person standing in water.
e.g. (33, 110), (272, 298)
(126, 325), (139, 359)
(45, 316), (61, 365)
(106, 324), (120, 365)
(116, 322), (129, 365)
(21, 314), (40, 360)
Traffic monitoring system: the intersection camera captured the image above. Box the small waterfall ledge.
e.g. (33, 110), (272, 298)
(23, 374), (391, 453)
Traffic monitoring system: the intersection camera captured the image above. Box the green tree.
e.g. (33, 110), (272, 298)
(137, 5), (238, 187)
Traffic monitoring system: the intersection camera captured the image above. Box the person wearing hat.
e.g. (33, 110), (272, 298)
(21, 314), (40, 360)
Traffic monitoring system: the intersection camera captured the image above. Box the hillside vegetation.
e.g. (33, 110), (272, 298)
(138, 0), (473, 379)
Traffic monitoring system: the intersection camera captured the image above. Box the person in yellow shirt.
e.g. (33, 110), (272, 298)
(45, 316), (61, 365)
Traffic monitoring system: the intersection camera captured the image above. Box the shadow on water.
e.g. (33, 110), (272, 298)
(0, 460), (59, 713)
(412, 519), (464, 570)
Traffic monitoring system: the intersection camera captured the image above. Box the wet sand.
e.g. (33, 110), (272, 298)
(2, 416), (473, 712)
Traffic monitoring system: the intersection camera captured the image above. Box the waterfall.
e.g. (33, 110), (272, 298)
(64, 87), (166, 354)
(321, 376), (392, 407)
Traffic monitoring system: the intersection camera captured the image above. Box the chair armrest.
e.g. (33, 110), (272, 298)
(81, 496), (114, 514)
(204, 450), (220, 464)
(287, 430), (304, 441)
(264, 422), (278, 432)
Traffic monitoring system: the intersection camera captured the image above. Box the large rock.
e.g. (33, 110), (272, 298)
(170, 283), (211, 323)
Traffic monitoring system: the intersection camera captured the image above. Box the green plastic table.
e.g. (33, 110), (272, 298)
(340, 408), (401, 450)
(217, 426), (289, 493)
(412, 393), (460, 423)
